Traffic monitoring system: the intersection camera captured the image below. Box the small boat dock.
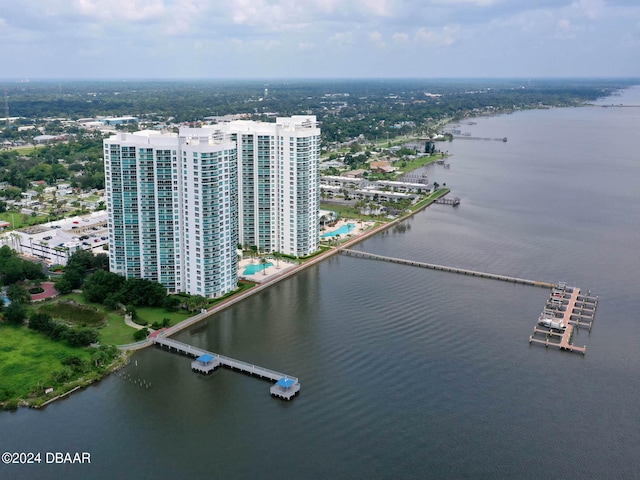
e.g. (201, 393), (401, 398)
(434, 196), (460, 206)
(529, 283), (598, 354)
(154, 336), (300, 400)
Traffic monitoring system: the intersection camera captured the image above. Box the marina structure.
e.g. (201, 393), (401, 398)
(340, 249), (599, 354)
(529, 283), (598, 354)
(103, 116), (320, 297)
(153, 336), (300, 400)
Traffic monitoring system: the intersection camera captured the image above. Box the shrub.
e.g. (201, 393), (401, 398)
(133, 328), (149, 341)
(2, 399), (19, 411)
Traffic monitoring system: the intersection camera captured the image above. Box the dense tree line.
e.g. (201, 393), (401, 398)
(0, 245), (45, 286)
(54, 249), (108, 294)
(0, 136), (105, 190)
(53, 250), (177, 313)
(82, 270), (169, 310)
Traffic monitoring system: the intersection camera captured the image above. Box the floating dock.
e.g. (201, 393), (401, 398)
(153, 336), (300, 400)
(529, 283), (598, 354)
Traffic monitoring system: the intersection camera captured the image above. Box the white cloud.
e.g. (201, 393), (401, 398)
(76, 0), (166, 22)
(359, 0), (395, 17)
(572, 0), (604, 21)
(1, 0), (639, 78)
(226, 0), (310, 31)
(328, 32), (355, 49)
(370, 30), (386, 47)
(415, 26), (459, 46)
(164, 0), (201, 36)
(392, 32), (409, 43)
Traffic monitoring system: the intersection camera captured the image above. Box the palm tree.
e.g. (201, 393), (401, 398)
(260, 257), (268, 275)
(273, 252), (281, 269)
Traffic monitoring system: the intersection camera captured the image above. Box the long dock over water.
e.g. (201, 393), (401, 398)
(340, 249), (600, 354)
(153, 336), (300, 400)
(340, 249), (556, 288)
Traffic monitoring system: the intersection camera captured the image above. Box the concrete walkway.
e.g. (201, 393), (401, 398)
(124, 313), (148, 331)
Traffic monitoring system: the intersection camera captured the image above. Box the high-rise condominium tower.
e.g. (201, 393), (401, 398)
(103, 116), (320, 297)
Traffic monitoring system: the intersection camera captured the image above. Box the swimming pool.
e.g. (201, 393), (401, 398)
(243, 262), (273, 275)
(321, 223), (355, 238)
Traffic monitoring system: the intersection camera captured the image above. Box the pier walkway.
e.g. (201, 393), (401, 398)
(340, 249), (556, 288)
(153, 336), (300, 400)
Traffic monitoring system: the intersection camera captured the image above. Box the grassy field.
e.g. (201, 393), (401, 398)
(134, 307), (191, 327)
(99, 312), (138, 345)
(10, 145), (44, 155)
(395, 153), (448, 174)
(0, 324), (93, 401)
(0, 212), (50, 229)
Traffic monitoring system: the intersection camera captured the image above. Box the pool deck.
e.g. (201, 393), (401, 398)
(238, 258), (298, 283)
(321, 219), (374, 239)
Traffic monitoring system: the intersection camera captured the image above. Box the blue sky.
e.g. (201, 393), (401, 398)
(1, 0), (639, 79)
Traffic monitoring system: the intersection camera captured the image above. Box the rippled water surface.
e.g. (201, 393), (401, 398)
(2, 87), (640, 480)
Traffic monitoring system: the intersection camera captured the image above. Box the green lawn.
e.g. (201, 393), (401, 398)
(11, 145), (44, 155)
(98, 312), (136, 345)
(0, 212), (49, 229)
(0, 324), (93, 401)
(134, 307), (191, 327)
(395, 153), (447, 174)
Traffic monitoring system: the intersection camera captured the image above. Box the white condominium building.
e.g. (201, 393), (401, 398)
(216, 115), (321, 257)
(103, 116), (320, 297)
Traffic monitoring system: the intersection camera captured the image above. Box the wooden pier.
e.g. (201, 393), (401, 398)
(340, 249), (556, 288)
(153, 336), (300, 400)
(434, 196), (460, 206)
(529, 284), (598, 354)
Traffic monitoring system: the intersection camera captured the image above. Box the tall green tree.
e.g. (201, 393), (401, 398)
(83, 270), (126, 304)
(3, 302), (27, 325)
(6, 284), (31, 304)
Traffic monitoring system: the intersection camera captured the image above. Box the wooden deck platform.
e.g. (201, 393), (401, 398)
(154, 336), (300, 400)
(529, 285), (598, 355)
(434, 196), (460, 206)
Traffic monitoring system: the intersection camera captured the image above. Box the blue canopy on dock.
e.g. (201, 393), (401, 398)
(197, 354), (214, 363)
(276, 377), (295, 388)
